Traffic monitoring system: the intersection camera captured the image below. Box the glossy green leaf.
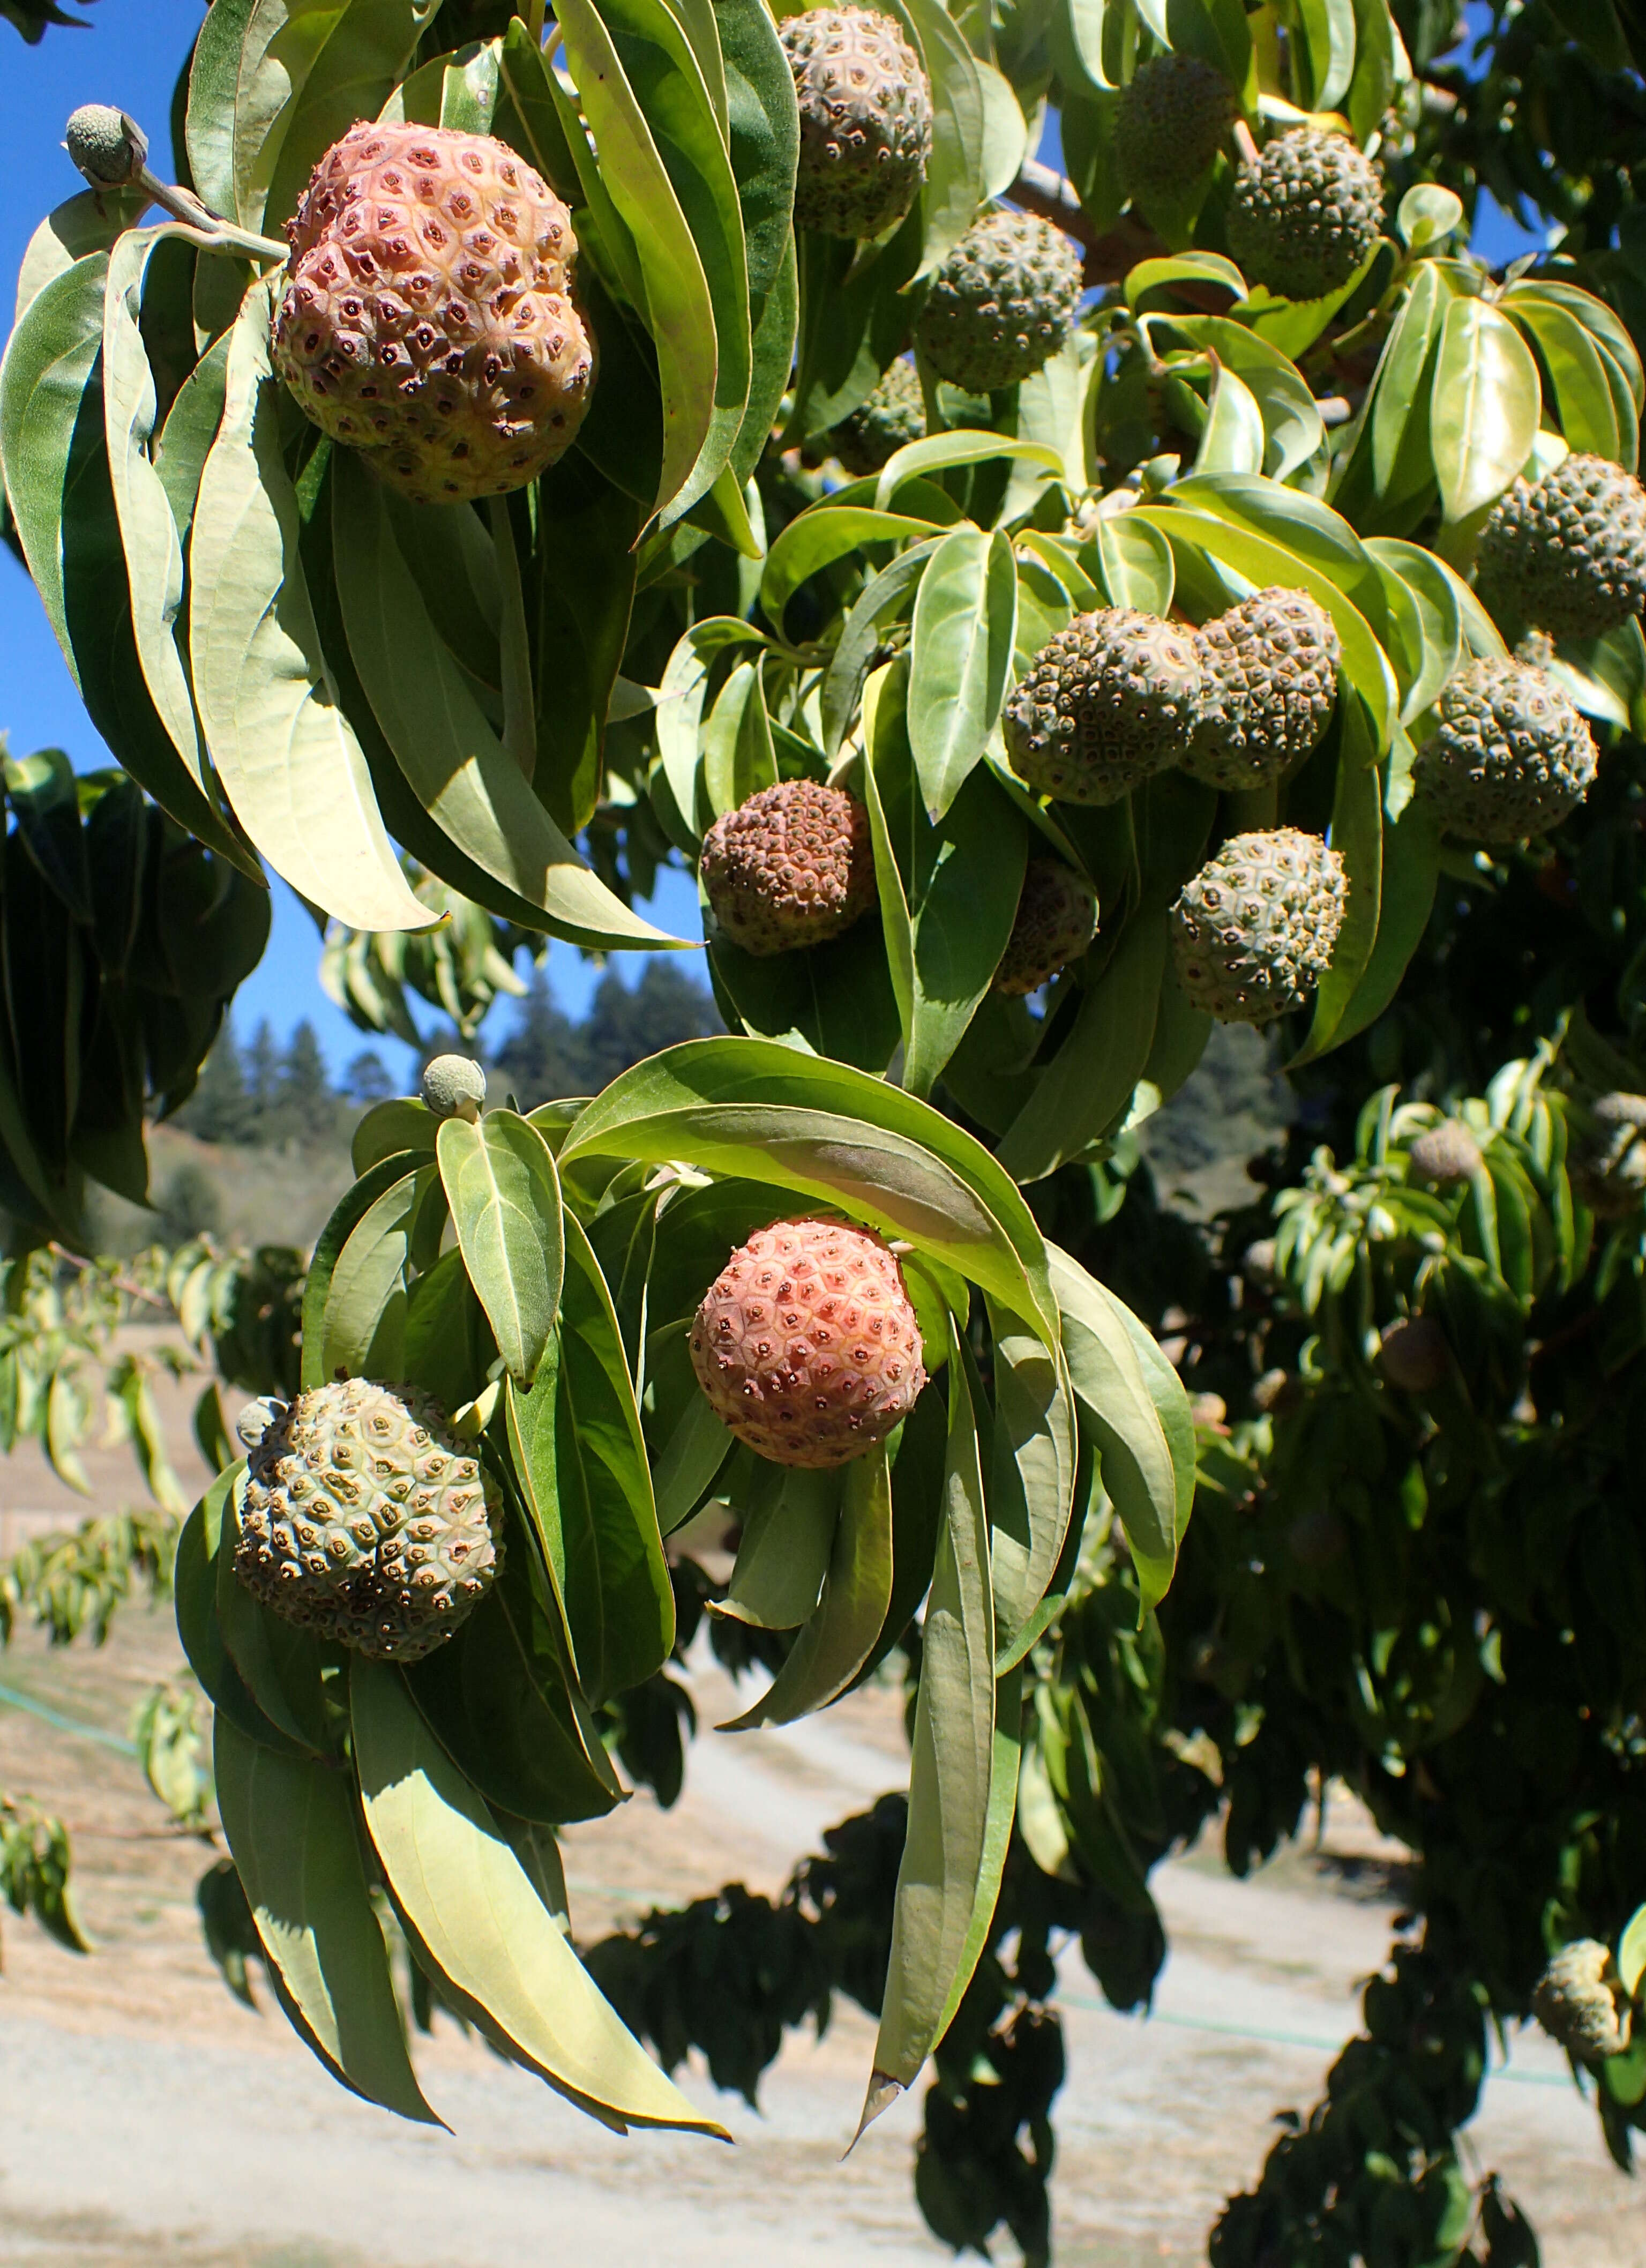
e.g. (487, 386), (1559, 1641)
(761, 503), (941, 637)
(1508, 296), (1623, 462)
(351, 1097), (438, 1177)
(175, 1470), (305, 1754)
(874, 431), (1063, 512)
(717, 1464), (841, 1629)
(505, 1213), (672, 1704)
(1290, 697), (1383, 1066)
(721, 1442), (895, 1728)
(437, 1109), (564, 1388)
(987, 1305), (1076, 1670)
(859, 1323), (994, 2131)
(319, 1162), (433, 1385)
(898, 0), (986, 278)
(1431, 299), (1542, 525)
(908, 526), (1018, 820)
(352, 1656), (727, 2135)
(301, 1152), (425, 1391)
(214, 1711), (440, 2122)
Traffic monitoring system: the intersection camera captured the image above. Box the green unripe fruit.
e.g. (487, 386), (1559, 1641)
(422, 1054), (487, 1120)
(1185, 586), (1341, 793)
(1114, 53), (1237, 200)
(1170, 827), (1346, 1026)
(827, 359), (925, 476)
(65, 102), (146, 186)
(236, 1379), (502, 1661)
(916, 210), (1084, 393)
(1227, 128), (1383, 300)
(1412, 658), (1597, 842)
(781, 5), (933, 240)
(1004, 607), (1201, 805)
(992, 858), (1098, 994)
(1476, 453), (1646, 640)
(1533, 1941), (1627, 2062)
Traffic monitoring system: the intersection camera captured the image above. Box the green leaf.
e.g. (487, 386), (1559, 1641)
(215, 1474), (332, 1755)
(504, 1213), (673, 1704)
(986, 1305), (1076, 1670)
(554, 0), (723, 520)
(351, 1097), (438, 1177)
(190, 289), (432, 928)
(319, 1162), (436, 1385)
(716, 1464), (840, 1629)
(213, 1711), (441, 2123)
(560, 1035), (1059, 1342)
(0, 255), (254, 868)
(436, 1110), (564, 1389)
(760, 503), (941, 639)
(874, 431), (1064, 511)
(1160, 317), (1325, 481)
(330, 455), (685, 947)
(1507, 296), (1623, 462)
(351, 1655), (727, 2135)
(720, 1442), (895, 1728)
(858, 1322), (995, 2132)
(1047, 1244), (1184, 1607)
(1325, 792), (1440, 1049)
(908, 526), (1018, 820)
(650, 1376), (735, 1534)
(1619, 1903), (1646, 1999)
(175, 1472), (305, 1754)
(897, 0), (986, 279)
(533, 455), (645, 835)
(301, 1151), (428, 1390)
(1431, 299), (1542, 525)
(1289, 696), (1383, 1066)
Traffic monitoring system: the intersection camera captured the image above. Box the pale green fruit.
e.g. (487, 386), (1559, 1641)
(916, 210), (1084, 393)
(235, 1379), (502, 1661)
(781, 5), (933, 240)
(1571, 1092), (1646, 1219)
(1533, 1941), (1627, 2062)
(828, 359), (925, 475)
(1476, 453), (1646, 639)
(1004, 607), (1202, 804)
(1170, 827), (1346, 1025)
(422, 1053), (487, 1120)
(1406, 1120), (1482, 1185)
(1114, 53), (1237, 200)
(1227, 128), (1383, 299)
(1185, 586), (1341, 792)
(1412, 658), (1597, 841)
(65, 103), (146, 186)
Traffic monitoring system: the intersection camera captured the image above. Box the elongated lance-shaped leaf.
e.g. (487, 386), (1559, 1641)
(190, 289), (433, 930)
(717, 1463), (840, 1630)
(0, 256), (254, 869)
(908, 526), (1018, 821)
(213, 1712), (442, 2125)
(504, 1211), (673, 1705)
(985, 1302), (1077, 1672)
(720, 1446), (893, 1728)
(350, 1656), (730, 2137)
(318, 1162), (437, 1385)
(857, 1318), (996, 2138)
(330, 455), (689, 948)
(302, 1152), (430, 1391)
(1432, 299), (1542, 526)
(437, 1110), (564, 1389)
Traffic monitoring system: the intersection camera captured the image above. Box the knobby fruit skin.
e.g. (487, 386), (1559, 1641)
(1533, 1940), (1628, 2062)
(422, 1053), (487, 1120)
(1406, 1119), (1483, 1185)
(1113, 52), (1237, 200)
(65, 102), (145, 186)
(1004, 607), (1202, 805)
(916, 210), (1084, 393)
(1185, 586), (1341, 793)
(691, 1217), (926, 1468)
(781, 5), (933, 240)
(1571, 1092), (1646, 1220)
(1226, 128), (1383, 300)
(827, 357), (925, 475)
(1170, 827), (1346, 1026)
(700, 779), (876, 957)
(992, 857), (1098, 994)
(1476, 452), (1646, 640)
(1412, 658), (1597, 842)
(235, 1379), (502, 1661)
(271, 121), (593, 504)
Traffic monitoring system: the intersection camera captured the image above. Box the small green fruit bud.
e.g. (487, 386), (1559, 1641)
(422, 1054), (487, 1122)
(66, 103), (148, 188)
(235, 1397), (289, 1453)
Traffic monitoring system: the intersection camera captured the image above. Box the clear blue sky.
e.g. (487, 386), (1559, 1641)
(1, 1), (1537, 1072)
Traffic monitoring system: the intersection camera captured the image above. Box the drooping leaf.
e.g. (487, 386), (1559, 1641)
(437, 1109), (565, 1388)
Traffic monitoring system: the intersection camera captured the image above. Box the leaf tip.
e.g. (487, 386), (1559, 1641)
(845, 2070), (903, 2155)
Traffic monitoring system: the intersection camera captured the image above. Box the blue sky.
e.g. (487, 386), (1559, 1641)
(1, 0), (1539, 1073)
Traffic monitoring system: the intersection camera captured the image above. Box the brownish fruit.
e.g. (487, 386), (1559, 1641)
(272, 121), (593, 504)
(700, 779), (876, 956)
(691, 1217), (926, 1467)
(1376, 1318), (1450, 1393)
(992, 857), (1098, 994)
(1406, 1120), (1482, 1185)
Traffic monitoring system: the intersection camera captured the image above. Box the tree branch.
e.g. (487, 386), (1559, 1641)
(1006, 158), (1164, 288)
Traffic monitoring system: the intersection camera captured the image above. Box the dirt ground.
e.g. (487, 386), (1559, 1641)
(0, 1379), (1640, 2266)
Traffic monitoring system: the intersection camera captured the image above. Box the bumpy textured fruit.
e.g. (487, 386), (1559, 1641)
(691, 1218), (926, 1467)
(916, 210), (1084, 393)
(1572, 1092), (1646, 1219)
(1533, 1941), (1627, 2062)
(828, 359), (925, 475)
(1171, 827), (1346, 1025)
(235, 1380), (501, 1661)
(993, 858), (1098, 994)
(1412, 658), (1597, 841)
(1476, 453), (1646, 640)
(1005, 608), (1201, 804)
(422, 1053), (487, 1120)
(1376, 1318), (1450, 1392)
(1406, 1120), (1482, 1185)
(1227, 128), (1383, 300)
(65, 103), (145, 187)
(782, 6), (933, 240)
(272, 121), (593, 504)
(1113, 53), (1237, 199)
(1185, 587), (1341, 792)
(700, 779), (876, 956)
